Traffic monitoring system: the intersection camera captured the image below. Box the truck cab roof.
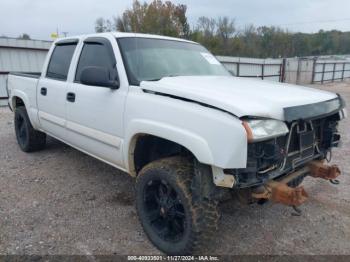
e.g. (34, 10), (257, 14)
(54, 32), (197, 45)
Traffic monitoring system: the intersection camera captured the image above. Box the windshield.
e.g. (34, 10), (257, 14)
(117, 37), (230, 85)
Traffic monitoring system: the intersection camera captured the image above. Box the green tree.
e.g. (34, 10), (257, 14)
(215, 17), (236, 55)
(112, 0), (190, 37)
(95, 1), (350, 58)
(18, 33), (31, 40)
(95, 18), (106, 33)
(95, 18), (114, 33)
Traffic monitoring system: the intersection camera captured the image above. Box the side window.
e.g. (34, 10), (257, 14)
(46, 44), (77, 80)
(75, 42), (116, 82)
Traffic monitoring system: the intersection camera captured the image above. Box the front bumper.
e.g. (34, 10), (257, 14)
(252, 160), (341, 206)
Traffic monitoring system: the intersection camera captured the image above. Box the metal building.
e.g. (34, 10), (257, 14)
(0, 37), (51, 106)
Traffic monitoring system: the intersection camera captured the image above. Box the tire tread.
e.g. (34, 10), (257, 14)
(136, 156), (219, 255)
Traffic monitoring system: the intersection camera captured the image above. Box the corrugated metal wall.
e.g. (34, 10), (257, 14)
(0, 37), (51, 106)
(284, 58), (314, 85)
(0, 75), (8, 101)
(0, 48), (48, 72)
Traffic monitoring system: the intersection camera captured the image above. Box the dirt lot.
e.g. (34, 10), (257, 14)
(0, 81), (350, 256)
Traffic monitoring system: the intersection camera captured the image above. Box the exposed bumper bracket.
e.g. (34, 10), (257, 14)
(308, 161), (341, 180)
(252, 160), (341, 206)
(252, 180), (308, 206)
(212, 166), (236, 188)
(252, 167), (309, 206)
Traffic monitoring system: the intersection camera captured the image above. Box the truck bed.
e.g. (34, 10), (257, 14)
(1, 72), (41, 107)
(7, 73), (40, 115)
(9, 72), (41, 79)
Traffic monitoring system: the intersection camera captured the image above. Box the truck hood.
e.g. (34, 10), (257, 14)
(140, 76), (338, 120)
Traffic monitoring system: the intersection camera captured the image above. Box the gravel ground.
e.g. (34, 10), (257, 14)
(0, 81), (349, 256)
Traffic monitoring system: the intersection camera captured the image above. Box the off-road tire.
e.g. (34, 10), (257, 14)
(135, 156), (219, 255)
(14, 106), (46, 152)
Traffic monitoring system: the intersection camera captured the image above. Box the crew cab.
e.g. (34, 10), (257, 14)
(7, 32), (346, 255)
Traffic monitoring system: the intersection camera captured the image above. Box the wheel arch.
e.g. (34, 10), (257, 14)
(11, 92), (40, 130)
(127, 133), (212, 177)
(11, 94), (27, 110)
(124, 121), (214, 176)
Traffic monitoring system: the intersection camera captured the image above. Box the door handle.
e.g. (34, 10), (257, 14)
(66, 92), (76, 102)
(40, 87), (47, 96)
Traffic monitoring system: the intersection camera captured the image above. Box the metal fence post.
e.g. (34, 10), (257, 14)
(261, 63), (265, 80)
(332, 63), (336, 82)
(341, 62), (346, 81)
(237, 62), (240, 77)
(296, 58), (301, 85)
(321, 63), (326, 84)
(280, 58), (286, 82)
(311, 57), (317, 84)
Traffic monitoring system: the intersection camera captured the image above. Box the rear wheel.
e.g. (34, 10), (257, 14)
(135, 156), (219, 255)
(14, 106), (46, 152)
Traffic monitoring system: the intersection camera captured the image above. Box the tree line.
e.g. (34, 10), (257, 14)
(95, 0), (350, 58)
(1, 34), (31, 40)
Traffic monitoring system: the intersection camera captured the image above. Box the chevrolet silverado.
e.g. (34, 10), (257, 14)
(7, 32), (347, 255)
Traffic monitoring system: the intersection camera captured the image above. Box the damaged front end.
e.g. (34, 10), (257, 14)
(251, 161), (341, 206)
(228, 96), (345, 206)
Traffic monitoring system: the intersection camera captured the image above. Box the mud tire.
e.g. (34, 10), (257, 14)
(135, 156), (219, 255)
(14, 106), (46, 152)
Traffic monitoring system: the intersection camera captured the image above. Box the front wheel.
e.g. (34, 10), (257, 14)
(14, 106), (46, 152)
(135, 156), (219, 255)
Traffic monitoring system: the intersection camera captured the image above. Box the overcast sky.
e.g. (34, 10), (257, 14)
(1, 0), (350, 40)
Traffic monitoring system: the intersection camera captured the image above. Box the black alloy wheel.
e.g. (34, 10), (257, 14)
(143, 178), (186, 243)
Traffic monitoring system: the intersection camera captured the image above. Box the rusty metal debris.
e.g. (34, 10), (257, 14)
(252, 180), (308, 206)
(308, 160), (341, 180)
(251, 160), (341, 207)
(252, 167), (309, 206)
(252, 161), (341, 207)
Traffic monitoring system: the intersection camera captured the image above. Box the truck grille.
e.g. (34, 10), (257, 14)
(281, 112), (340, 171)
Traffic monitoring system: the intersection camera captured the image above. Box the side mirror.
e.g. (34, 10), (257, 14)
(80, 66), (119, 89)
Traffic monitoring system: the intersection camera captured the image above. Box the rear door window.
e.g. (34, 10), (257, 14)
(46, 44), (77, 81)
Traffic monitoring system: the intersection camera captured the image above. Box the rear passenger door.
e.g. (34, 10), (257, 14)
(37, 40), (77, 139)
(65, 37), (127, 168)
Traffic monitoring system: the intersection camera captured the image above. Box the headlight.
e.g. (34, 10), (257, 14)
(242, 119), (289, 142)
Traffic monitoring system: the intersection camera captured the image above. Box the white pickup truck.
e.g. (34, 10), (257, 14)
(7, 32), (346, 255)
